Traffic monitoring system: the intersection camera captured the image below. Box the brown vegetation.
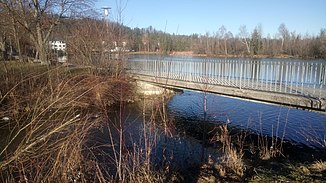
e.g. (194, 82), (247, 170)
(214, 124), (245, 179)
(0, 1), (325, 181)
(0, 62), (134, 182)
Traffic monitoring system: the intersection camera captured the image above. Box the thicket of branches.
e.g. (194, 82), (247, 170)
(0, 61), (137, 182)
(0, 0), (95, 63)
(1, 1), (325, 62)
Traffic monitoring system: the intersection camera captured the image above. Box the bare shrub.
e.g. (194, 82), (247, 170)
(0, 63), (133, 182)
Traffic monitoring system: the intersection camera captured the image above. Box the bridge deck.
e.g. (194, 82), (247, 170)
(128, 58), (326, 112)
(132, 74), (326, 113)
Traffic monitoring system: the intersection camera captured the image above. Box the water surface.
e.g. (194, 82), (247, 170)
(168, 90), (326, 149)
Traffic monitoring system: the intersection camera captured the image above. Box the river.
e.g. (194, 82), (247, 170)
(168, 90), (325, 149)
(129, 55), (326, 149)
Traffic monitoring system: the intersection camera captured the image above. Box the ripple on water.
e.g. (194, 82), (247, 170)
(168, 90), (326, 149)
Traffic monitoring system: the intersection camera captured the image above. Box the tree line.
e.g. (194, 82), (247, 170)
(1, 1), (325, 63)
(129, 24), (326, 59)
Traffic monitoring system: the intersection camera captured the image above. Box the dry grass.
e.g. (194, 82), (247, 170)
(256, 112), (287, 160)
(0, 61), (178, 182)
(213, 124), (245, 179)
(310, 160), (326, 172)
(121, 92), (174, 182)
(0, 62), (133, 182)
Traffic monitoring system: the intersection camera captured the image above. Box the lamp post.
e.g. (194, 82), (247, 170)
(102, 7), (111, 61)
(102, 7), (111, 32)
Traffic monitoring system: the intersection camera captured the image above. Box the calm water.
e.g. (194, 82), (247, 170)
(168, 90), (326, 149)
(129, 55), (326, 149)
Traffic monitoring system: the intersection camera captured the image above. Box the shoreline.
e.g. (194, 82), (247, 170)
(130, 51), (322, 60)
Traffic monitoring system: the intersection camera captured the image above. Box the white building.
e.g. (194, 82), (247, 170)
(49, 40), (67, 63)
(110, 41), (129, 53)
(49, 40), (66, 51)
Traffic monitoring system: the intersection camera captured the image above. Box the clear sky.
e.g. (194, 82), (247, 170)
(95, 0), (326, 37)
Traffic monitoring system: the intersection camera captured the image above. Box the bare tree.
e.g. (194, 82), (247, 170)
(218, 25), (228, 55)
(278, 23), (290, 53)
(317, 29), (326, 58)
(67, 18), (114, 67)
(0, 6), (9, 60)
(0, 0), (93, 63)
(238, 25), (251, 54)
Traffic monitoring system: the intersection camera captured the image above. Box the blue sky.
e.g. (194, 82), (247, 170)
(95, 0), (326, 37)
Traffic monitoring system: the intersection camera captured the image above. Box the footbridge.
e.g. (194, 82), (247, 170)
(127, 57), (326, 112)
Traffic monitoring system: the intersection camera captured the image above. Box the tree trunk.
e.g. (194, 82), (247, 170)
(244, 38), (250, 54)
(224, 38), (228, 55)
(12, 18), (22, 61)
(0, 36), (4, 60)
(240, 38), (251, 54)
(36, 22), (47, 63)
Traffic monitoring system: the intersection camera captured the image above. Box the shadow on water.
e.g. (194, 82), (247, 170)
(85, 103), (220, 182)
(167, 90), (326, 181)
(168, 90), (326, 150)
(85, 90), (325, 182)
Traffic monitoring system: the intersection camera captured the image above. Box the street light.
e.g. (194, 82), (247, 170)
(102, 7), (111, 17)
(101, 7), (111, 60)
(101, 7), (111, 31)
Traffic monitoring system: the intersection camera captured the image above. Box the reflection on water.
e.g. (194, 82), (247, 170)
(168, 90), (326, 149)
(91, 103), (219, 174)
(87, 92), (325, 180)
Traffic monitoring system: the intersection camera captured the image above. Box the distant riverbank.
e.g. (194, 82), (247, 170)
(130, 51), (319, 60)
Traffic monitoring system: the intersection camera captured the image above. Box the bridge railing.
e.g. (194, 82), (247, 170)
(128, 58), (326, 99)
